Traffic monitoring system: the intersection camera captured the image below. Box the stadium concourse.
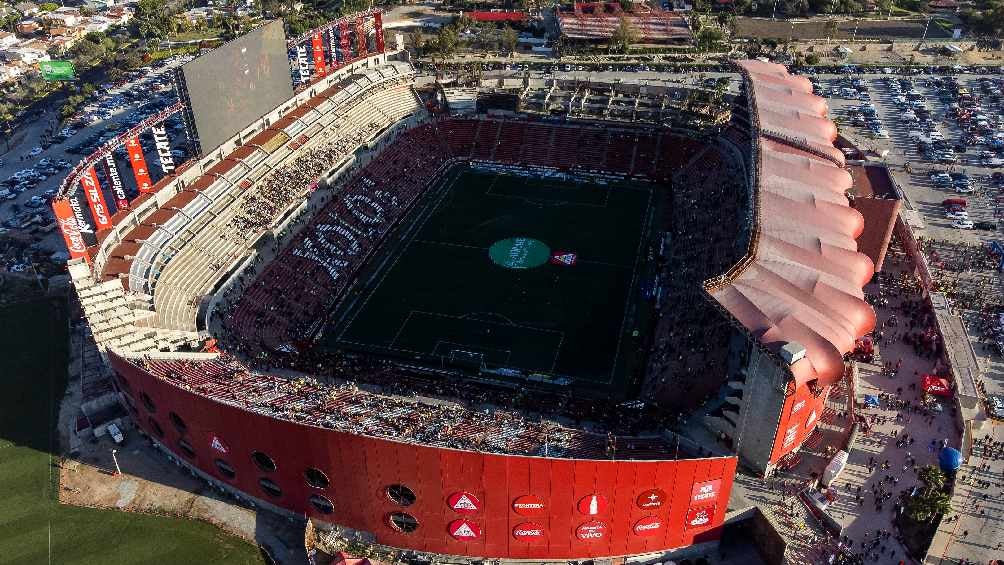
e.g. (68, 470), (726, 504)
(59, 51), (878, 563)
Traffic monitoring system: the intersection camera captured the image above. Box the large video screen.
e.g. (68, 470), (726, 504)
(179, 20), (293, 155)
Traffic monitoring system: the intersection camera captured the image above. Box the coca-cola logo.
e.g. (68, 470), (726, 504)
(512, 522), (544, 541)
(633, 515), (662, 537)
(575, 520), (606, 541)
(512, 494), (545, 516)
(57, 214), (86, 253)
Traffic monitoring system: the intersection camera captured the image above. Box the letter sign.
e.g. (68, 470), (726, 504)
(512, 494), (545, 516)
(633, 515), (663, 537)
(447, 491), (481, 514)
(512, 522), (544, 541)
(691, 479), (721, 504)
(575, 520), (607, 541)
(636, 488), (667, 509)
(576, 494), (608, 516)
(447, 518), (481, 540)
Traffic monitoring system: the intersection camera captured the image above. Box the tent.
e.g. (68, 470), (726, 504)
(922, 375), (953, 397)
(863, 395), (880, 407)
(821, 450), (849, 487)
(939, 447), (963, 472)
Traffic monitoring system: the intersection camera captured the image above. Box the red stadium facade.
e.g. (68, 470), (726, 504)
(110, 352), (737, 560)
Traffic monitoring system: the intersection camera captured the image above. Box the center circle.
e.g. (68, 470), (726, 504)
(488, 237), (550, 270)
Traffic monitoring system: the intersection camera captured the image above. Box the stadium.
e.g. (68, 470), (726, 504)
(53, 12), (874, 564)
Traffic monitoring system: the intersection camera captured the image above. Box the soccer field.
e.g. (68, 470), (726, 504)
(325, 165), (657, 391)
(0, 298), (262, 565)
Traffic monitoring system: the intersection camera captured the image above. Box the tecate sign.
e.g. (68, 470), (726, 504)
(636, 488), (667, 509)
(447, 518), (481, 541)
(447, 491), (481, 514)
(633, 515), (663, 537)
(512, 522), (544, 541)
(685, 504), (716, 529)
(575, 520), (607, 541)
(512, 494), (545, 516)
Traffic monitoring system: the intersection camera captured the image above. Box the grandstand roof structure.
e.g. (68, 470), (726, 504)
(706, 60), (876, 389)
(557, 3), (692, 43)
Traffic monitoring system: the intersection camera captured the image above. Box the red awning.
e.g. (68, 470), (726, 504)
(921, 375), (952, 397)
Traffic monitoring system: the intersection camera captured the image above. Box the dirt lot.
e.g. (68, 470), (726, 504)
(736, 17), (953, 40)
(58, 430), (307, 563)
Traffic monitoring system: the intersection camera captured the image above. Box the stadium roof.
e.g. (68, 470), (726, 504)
(707, 60), (876, 390)
(558, 3), (692, 43)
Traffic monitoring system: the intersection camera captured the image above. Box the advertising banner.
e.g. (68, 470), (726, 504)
(39, 60), (75, 81)
(311, 32), (326, 77)
(52, 199), (88, 260)
(104, 155), (129, 211)
(80, 166), (112, 231)
(126, 136), (154, 193)
(339, 21), (351, 63)
(355, 16), (368, 57)
(295, 43), (311, 84)
(327, 28), (339, 69)
(151, 125), (175, 174)
(374, 12), (385, 53)
(66, 189), (97, 247)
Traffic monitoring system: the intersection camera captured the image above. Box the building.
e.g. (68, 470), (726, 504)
(0, 30), (18, 50)
(45, 7), (82, 27)
(557, 2), (693, 44)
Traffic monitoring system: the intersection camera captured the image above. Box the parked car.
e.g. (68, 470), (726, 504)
(988, 395), (1004, 419)
(974, 221), (998, 231)
(952, 219), (975, 229)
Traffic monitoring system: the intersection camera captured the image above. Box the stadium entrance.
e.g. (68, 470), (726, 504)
(318, 162), (662, 398)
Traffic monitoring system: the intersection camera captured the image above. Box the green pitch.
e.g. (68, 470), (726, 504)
(323, 165), (658, 391)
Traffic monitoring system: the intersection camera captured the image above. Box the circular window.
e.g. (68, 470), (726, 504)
(169, 412), (187, 433)
(304, 467), (329, 489)
(140, 392), (156, 413)
(214, 459), (236, 480)
(387, 512), (419, 533)
(251, 451), (277, 473)
(386, 484), (416, 506)
(309, 494), (334, 514)
(148, 417), (165, 438)
(259, 478), (282, 498)
(178, 438), (196, 459)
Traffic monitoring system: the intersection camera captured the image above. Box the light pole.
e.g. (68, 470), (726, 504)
(111, 449), (121, 476)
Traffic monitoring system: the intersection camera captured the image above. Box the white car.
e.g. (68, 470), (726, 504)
(873, 129), (890, 139)
(955, 185), (975, 194)
(28, 147), (42, 157)
(952, 219), (975, 229)
(928, 131), (946, 141)
(946, 210), (968, 220)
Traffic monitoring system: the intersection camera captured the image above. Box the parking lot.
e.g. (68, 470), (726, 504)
(0, 55), (192, 268)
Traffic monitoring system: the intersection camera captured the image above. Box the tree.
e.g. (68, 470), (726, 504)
(501, 26), (519, 55)
(409, 31), (426, 55)
(609, 17), (638, 53)
(696, 27), (723, 50)
(39, 2), (59, 12)
(435, 25), (460, 57)
(905, 466), (951, 523)
(133, 0), (174, 40)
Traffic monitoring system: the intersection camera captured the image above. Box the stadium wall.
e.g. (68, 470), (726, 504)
(109, 352), (737, 561)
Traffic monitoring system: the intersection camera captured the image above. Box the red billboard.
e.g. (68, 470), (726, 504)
(126, 136), (153, 193)
(311, 31), (326, 77)
(374, 12), (385, 52)
(355, 16), (368, 57)
(52, 198), (88, 260)
(80, 166), (112, 231)
(339, 21), (351, 62)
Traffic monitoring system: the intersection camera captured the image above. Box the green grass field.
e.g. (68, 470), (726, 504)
(0, 298), (262, 565)
(326, 166), (656, 390)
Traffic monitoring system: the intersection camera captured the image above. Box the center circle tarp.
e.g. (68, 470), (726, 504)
(489, 237), (550, 269)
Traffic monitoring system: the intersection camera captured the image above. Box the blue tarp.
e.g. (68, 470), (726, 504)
(863, 395), (880, 407)
(939, 447), (963, 472)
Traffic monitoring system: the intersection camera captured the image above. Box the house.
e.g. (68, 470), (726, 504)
(0, 62), (29, 83)
(15, 19), (40, 35)
(45, 7), (82, 27)
(105, 5), (132, 25)
(0, 31), (19, 50)
(13, 2), (40, 17)
(83, 16), (113, 33)
(179, 6), (218, 24)
(4, 44), (49, 64)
